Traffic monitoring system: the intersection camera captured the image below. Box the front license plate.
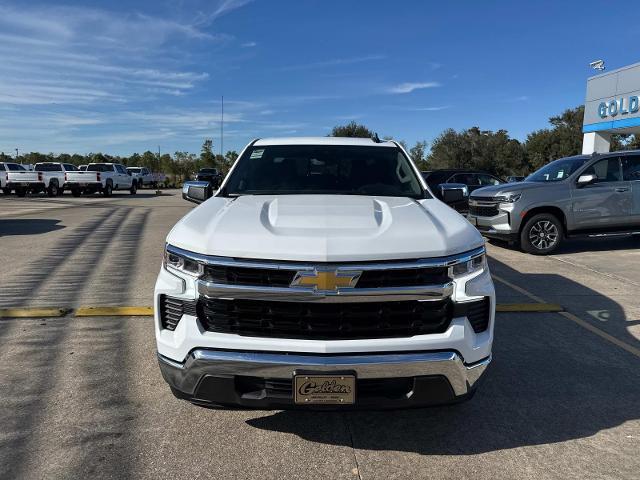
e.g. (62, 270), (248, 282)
(294, 374), (356, 405)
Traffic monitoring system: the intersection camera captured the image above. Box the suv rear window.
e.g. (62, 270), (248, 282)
(87, 164), (114, 172)
(35, 163), (62, 172)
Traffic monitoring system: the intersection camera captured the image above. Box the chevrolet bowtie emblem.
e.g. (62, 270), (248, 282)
(291, 269), (362, 291)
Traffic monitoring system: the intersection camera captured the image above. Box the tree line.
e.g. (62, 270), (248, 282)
(4, 105), (639, 184)
(331, 106), (640, 178)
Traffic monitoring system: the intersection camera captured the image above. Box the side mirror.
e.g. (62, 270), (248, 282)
(577, 173), (597, 187)
(182, 181), (213, 204)
(438, 183), (468, 205)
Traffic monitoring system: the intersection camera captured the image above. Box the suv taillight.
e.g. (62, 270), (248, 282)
(64, 172), (68, 181)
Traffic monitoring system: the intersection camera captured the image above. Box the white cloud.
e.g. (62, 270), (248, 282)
(281, 55), (386, 71)
(241, 41), (257, 47)
(0, 4), (224, 106)
(408, 106), (450, 112)
(388, 82), (441, 94)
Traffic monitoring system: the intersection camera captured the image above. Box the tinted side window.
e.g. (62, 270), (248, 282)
(582, 158), (622, 183)
(116, 165), (126, 174)
(450, 173), (476, 185)
(477, 174), (501, 186)
(622, 156), (640, 181)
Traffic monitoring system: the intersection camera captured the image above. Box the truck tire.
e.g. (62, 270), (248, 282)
(71, 188), (81, 197)
(520, 213), (563, 255)
(2, 187), (11, 195)
(16, 187), (26, 197)
(130, 181), (137, 195)
(103, 182), (113, 197)
(47, 182), (59, 197)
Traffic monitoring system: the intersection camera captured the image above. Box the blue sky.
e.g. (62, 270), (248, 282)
(0, 0), (639, 156)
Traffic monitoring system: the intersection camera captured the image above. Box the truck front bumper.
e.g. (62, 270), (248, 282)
(158, 349), (491, 409)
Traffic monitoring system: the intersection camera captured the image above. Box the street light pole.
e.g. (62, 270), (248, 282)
(220, 95), (224, 157)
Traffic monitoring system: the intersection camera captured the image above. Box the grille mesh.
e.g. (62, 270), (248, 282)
(469, 204), (499, 217)
(197, 298), (452, 340)
(159, 295), (197, 331)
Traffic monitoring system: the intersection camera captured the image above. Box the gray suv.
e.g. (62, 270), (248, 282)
(468, 151), (640, 254)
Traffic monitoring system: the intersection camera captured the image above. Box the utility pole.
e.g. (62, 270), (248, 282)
(15, 147), (18, 159)
(221, 95), (224, 157)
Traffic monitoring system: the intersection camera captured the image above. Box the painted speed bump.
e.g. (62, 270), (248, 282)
(496, 303), (563, 313)
(0, 308), (70, 318)
(75, 306), (154, 317)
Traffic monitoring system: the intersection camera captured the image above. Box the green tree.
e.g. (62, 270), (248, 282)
(524, 106), (585, 171)
(330, 121), (375, 138)
(201, 138), (216, 168)
(409, 140), (428, 170)
(428, 127), (526, 177)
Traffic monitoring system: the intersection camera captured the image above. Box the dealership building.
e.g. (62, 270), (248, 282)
(583, 62), (640, 153)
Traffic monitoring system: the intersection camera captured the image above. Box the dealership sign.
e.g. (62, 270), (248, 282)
(598, 96), (640, 118)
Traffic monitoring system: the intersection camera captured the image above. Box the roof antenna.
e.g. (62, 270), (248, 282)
(372, 132), (381, 143)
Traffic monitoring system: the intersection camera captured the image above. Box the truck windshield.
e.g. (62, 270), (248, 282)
(87, 164), (114, 172)
(224, 145), (427, 198)
(526, 157), (590, 182)
(35, 163), (62, 172)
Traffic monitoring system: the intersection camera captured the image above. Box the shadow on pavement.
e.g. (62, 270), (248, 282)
(489, 235), (639, 254)
(0, 218), (65, 236)
(247, 256), (640, 454)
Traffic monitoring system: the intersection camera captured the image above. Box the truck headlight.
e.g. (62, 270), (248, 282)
(450, 253), (486, 278)
(163, 245), (204, 277)
(494, 193), (521, 203)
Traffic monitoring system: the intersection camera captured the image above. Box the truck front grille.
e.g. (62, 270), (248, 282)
(469, 204), (499, 217)
(159, 295), (197, 331)
(197, 298), (452, 340)
(202, 265), (295, 287)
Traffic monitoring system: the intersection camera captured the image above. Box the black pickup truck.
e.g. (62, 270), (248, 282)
(195, 168), (223, 189)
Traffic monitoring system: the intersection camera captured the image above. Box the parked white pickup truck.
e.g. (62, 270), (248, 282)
(1, 162), (27, 194)
(156, 137), (494, 409)
(7, 162), (78, 197)
(65, 162), (138, 197)
(126, 166), (166, 188)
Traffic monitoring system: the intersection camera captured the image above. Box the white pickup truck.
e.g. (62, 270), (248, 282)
(65, 162), (138, 197)
(1, 161), (27, 194)
(7, 162), (78, 197)
(155, 137), (495, 409)
(126, 166), (166, 188)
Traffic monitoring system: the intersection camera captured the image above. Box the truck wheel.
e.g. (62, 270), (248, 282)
(71, 188), (81, 197)
(103, 183), (113, 197)
(130, 182), (137, 195)
(520, 213), (563, 255)
(16, 187), (26, 197)
(47, 182), (59, 197)
(2, 187), (10, 195)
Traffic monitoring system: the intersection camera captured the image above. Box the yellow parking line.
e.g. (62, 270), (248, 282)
(75, 306), (154, 317)
(493, 274), (640, 359)
(496, 303), (563, 312)
(0, 308), (69, 318)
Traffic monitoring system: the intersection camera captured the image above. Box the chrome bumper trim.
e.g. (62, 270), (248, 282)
(158, 349), (491, 397)
(166, 244), (485, 271)
(197, 281), (455, 303)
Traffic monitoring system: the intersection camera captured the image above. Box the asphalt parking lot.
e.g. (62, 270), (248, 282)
(1, 191), (639, 480)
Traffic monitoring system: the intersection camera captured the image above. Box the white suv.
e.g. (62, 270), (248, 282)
(155, 137), (494, 409)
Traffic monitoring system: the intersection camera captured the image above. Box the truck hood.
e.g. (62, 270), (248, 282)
(471, 181), (555, 198)
(167, 195), (484, 262)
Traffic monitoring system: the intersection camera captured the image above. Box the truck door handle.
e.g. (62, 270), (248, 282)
(615, 187), (629, 192)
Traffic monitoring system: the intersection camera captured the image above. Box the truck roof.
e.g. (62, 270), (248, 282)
(253, 137), (396, 147)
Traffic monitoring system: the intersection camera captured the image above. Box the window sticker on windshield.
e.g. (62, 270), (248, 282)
(250, 149), (264, 159)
